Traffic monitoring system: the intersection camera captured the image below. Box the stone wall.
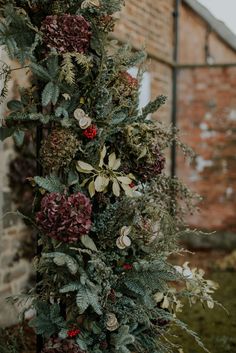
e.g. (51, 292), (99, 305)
(0, 49), (32, 327)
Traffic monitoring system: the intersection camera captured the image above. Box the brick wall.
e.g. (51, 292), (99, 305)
(115, 0), (175, 121)
(177, 2), (236, 234)
(179, 3), (236, 64)
(177, 66), (236, 232)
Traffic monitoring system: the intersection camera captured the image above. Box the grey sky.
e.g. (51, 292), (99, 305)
(198, 0), (236, 34)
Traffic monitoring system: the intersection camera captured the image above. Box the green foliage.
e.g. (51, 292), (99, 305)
(0, 4), (36, 63)
(13, 129), (25, 146)
(42, 252), (79, 275)
(31, 56), (61, 106)
(111, 325), (135, 353)
(34, 175), (65, 193)
(29, 302), (66, 338)
(60, 281), (102, 315)
(0, 127), (15, 141)
(141, 95), (167, 120)
(42, 81), (60, 106)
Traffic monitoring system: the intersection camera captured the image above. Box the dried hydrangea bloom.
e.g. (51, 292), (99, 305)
(36, 192), (92, 243)
(40, 128), (80, 172)
(136, 149), (166, 181)
(41, 14), (91, 53)
(113, 71), (139, 101)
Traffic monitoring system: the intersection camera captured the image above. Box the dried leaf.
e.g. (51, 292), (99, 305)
(207, 300), (214, 309)
(154, 292), (164, 303)
(95, 175), (109, 192)
(81, 235), (97, 252)
(112, 179), (120, 197)
(88, 180), (95, 197)
(112, 158), (121, 171)
(77, 161), (94, 173)
(117, 176), (132, 185)
(108, 152), (117, 169)
(99, 146), (107, 168)
(120, 226), (131, 237)
(80, 177), (90, 187)
(137, 146), (147, 160)
(161, 296), (169, 309)
(121, 184), (134, 197)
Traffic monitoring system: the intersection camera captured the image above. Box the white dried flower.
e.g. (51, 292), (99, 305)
(62, 93), (71, 101)
(116, 234), (131, 249)
(81, 0), (100, 9)
(116, 226), (132, 249)
(74, 108), (92, 129)
(120, 226), (131, 237)
(106, 313), (119, 331)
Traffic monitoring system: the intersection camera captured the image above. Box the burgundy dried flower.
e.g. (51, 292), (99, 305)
(136, 150), (166, 181)
(113, 71), (139, 102)
(41, 14), (91, 53)
(36, 192), (92, 243)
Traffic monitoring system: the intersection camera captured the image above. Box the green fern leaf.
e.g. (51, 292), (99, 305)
(30, 62), (52, 81)
(76, 287), (89, 314)
(34, 175), (65, 193)
(60, 282), (81, 293)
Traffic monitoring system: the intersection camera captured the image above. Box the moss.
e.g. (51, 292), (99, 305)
(174, 271), (236, 353)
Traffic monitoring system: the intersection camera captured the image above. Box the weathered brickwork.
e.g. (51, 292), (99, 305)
(177, 67), (236, 231)
(179, 3), (236, 64)
(115, 0), (175, 121)
(178, 2), (236, 233)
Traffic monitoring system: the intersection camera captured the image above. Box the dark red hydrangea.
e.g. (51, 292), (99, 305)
(136, 151), (166, 181)
(36, 192), (92, 243)
(82, 125), (97, 139)
(41, 15), (91, 53)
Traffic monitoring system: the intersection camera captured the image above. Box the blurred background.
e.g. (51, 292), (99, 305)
(0, 0), (236, 352)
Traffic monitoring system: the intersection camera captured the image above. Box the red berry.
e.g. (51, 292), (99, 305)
(123, 263), (133, 270)
(67, 328), (81, 338)
(83, 125), (97, 139)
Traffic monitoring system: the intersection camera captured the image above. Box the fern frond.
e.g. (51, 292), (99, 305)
(73, 52), (93, 72)
(34, 175), (65, 193)
(60, 53), (75, 85)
